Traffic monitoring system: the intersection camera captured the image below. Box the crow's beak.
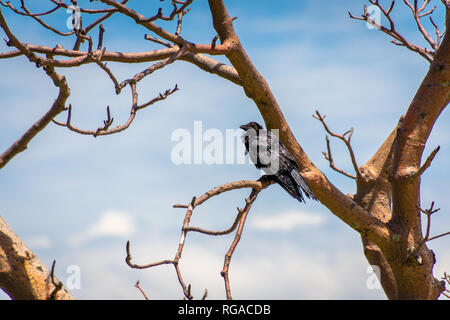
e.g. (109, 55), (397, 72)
(240, 124), (248, 130)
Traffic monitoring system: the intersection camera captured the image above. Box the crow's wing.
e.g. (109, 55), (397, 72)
(244, 132), (263, 167)
(243, 128), (316, 201)
(266, 131), (316, 200)
(243, 128), (275, 170)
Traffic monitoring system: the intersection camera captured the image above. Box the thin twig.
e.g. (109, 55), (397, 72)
(313, 110), (361, 179)
(413, 145), (440, 178)
(403, 0), (438, 51)
(185, 207), (244, 236)
(442, 272), (450, 299)
(134, 280), (149, 300)
(124, 178), (274, 300)
(0, 8), (70, 169)
(417, 201), (450, 249)
(48, 260), (63, 300)
(211, 35), (219, 49)
(144, 34), (172, 48)
(97, 24), (105, 50)
(220, 192), (259, 300)
(52, 83), (178, 137)
(322, 135), (357, 179)
(349, 0), (436, 62)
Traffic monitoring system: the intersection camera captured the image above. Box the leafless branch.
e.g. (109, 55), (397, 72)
(125, 177), (274, 300)
(52, 83), (179, 137)
(50, 41), (184, 137)
(417, 202), (450, 249)
(220, 191), (259, 300)
(134, 280), (149, 300)
(413, 145), (440, 178)
(97, 24), (105, 50)
(211, 35), (219, 49)
(322, 135), (357, 179)
(313, 110), (361, 180)
(185, 207), (244, 236)
(429, 16), (443, 48)
(0, 7), (70, 169)
(97, 0), (231, 54)
(141, 0), (193, 23)
(0, 1), (60, 17)
(117, 46), (187, 93)
(90, 49), (121, 93)
(125, 196), (196, 300)
(145, 34), (172, 48)
(0, 42), (240, 84)
(403, 0), (439, 51)
(348, 0), (442, 62)
(442, 272), (450, 298)
(48, 260), (63, 300)
(175, 8), (191, 36)
(0, 0), (75, 36)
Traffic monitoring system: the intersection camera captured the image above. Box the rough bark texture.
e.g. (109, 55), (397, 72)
(0, 216), (73, 300)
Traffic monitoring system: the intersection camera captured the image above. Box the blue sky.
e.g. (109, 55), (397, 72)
(0, 0), (449, 299)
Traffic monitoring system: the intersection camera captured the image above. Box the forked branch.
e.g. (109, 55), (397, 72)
(313, 110), (361, 180)
(125, 178), (274, 300)
(348, 0), (447, 62)
(418, 202), (450, 249)
(442, 272), (450, 298)
(52, 84), (179, 137)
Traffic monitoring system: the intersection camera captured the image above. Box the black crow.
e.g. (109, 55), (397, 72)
(240, 121), (316, 203)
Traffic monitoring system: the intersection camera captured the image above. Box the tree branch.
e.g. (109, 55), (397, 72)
(125, 178), (274, 300)
(412, 145), (440, 178)
(97, 0), (231, 55)
(0, 7), (70, 169)
(52, 84), (178, 137)
(220, 191), (258, 300)
(349, 0), (439, 62)
(417, 202), (450, 249)
(134, 280), (149, 300)
(442, 272), (450, 299)
(390, 10), (450, 230)
(314, 110), (361, 180)
(0, 216), (74, 299)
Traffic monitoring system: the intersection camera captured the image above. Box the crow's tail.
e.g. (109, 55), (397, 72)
(290, 169), (317, 201)
(270, 174), (306, 203)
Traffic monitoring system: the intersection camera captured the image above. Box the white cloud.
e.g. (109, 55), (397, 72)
(68, 239), (383, 299)
(68, 211), (135, 246)
(88, 211), (135, 237)
(250, 211), (325, 232)
(25, 235), (52, 250)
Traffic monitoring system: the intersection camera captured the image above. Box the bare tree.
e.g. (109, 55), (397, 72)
(0, 0), (449, 300)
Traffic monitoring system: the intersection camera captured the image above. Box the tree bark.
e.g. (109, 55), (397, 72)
(0, 216), (73, 300)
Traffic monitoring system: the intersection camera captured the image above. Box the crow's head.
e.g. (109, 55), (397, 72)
(239, 121), (263, 132)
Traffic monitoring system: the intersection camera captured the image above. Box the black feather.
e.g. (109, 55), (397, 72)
(240, 121), (316, 203)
